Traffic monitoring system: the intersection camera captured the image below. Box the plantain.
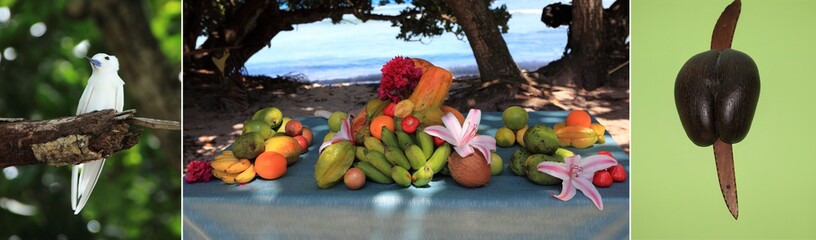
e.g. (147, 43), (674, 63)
(396, 130), (415, 151)
(355, 146), (368, 162)
(364, 151), (394, 176)
(364, 136), (385, 154)
(391, 166), (413, 188)
(354, 161), (393, 184)
(405, 144), (427, 170)
(380, 126), (399, 148)
(225, 159), (252, 174)
(416, 130), (434, 160)
(424, 143), (451, 173)
(315, 141), (356, 188)
(384, 146), (412, 170)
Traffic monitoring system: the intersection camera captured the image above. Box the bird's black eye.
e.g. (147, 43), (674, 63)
(104, 56), (110, 60)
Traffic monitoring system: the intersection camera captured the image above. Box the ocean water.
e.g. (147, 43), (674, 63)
(203, 0), (614, 83)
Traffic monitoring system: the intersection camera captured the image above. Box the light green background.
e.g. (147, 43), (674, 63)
(632, 0), (816, 238)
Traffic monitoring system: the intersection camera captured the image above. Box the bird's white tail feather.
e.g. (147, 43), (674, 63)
(72, 158), (106, 215)
(71, 166), (79, 211)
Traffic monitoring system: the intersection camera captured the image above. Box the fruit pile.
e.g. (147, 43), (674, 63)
(210, 107), (314, 184)
(317, 57), (500, 189)
(498, 107), (627, 186)
(495, 106), (530, 148)
(553, 110), (607, 148)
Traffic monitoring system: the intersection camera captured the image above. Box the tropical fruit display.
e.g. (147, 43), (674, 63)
(553, 110), (608, 148)
(210, 107), (314, 184)
(316, 57), (498, 189)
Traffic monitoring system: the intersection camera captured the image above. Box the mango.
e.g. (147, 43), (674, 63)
(264, 135), (302, 165)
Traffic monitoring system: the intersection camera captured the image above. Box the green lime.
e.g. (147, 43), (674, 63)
(490, 152), (503, 176)
(495, 127), (516, 148)
(502, 106), (528, 130)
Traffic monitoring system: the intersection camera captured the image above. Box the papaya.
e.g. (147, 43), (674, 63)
(411, 58), (434, 75)
(408, 66), (453, 112)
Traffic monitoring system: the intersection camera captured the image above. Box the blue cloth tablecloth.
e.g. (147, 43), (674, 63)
(183, 112), (629, 239)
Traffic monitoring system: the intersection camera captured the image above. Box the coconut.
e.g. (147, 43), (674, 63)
(448, 151), (491, 188)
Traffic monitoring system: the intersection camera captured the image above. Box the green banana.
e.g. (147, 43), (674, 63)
(412, 165), (433, 187)
(405, 144), (427, 170)
(396, 130), (414, 151)
(355, 146), (368, 162)
(391, 166), (412, 187)
(364, 136), (385, 154)
(364, 151), (394, 176)
(380, 126), (399, 148)
(424, 143), (451, 174)
(315, 141), (356, 188)
(416, 131), (434, 160)
(384, 146), (412, 170)
(354, 161), (393, 184)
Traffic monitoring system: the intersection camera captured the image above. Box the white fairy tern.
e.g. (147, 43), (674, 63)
(71, 53), (125, 214)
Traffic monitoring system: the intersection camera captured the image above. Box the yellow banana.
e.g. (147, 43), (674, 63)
(225, 159), (251, 174)
(235, 164), (256, 183)
(210, 158), (239, 172)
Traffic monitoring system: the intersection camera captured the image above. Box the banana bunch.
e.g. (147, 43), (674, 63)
(210, 150), (256, 184)
(356, 129), (452, 187)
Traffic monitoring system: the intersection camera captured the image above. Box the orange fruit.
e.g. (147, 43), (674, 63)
(566, 110), (592, 128)
(254, 151), (287, 179)
(370, 115), (395, 140)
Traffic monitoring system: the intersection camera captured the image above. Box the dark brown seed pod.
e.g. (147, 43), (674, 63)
(674, 0), (758, 220)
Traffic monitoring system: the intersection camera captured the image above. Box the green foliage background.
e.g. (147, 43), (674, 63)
(0, 0), (181, 238)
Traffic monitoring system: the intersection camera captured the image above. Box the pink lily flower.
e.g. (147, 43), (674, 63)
(424, 109), (496, 163)
(319, 115), (353, 153)
(537, 154), (617, 210)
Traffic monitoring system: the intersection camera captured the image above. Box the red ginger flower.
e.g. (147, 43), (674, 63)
(378, 56), (422, 103)
(185, 160), (213, 183)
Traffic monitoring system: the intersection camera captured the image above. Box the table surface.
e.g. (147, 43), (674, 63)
(183, 112), (629, 239)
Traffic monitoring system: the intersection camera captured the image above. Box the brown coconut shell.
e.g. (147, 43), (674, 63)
(448, 151), (491, 188)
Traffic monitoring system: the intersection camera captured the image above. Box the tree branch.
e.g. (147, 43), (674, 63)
(0, 109), (180, 168)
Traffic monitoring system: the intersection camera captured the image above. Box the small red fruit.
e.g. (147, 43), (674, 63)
(294, 136), (309, 153)
(432, 136), (445, 146)
(593, 170), (613, 187)
(383, 102), (396, 117)
(301, 128), (314, 145)
(285, 120), (303, 136)
(401, 115), (420, 134)
(610, 163), (627, 182)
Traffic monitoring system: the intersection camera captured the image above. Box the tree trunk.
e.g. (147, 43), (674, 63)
(68, 0), (181, 166)
(445, 0), (525, 84)
(569, 0), (605, 89)
(0, 110), (141, 168)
